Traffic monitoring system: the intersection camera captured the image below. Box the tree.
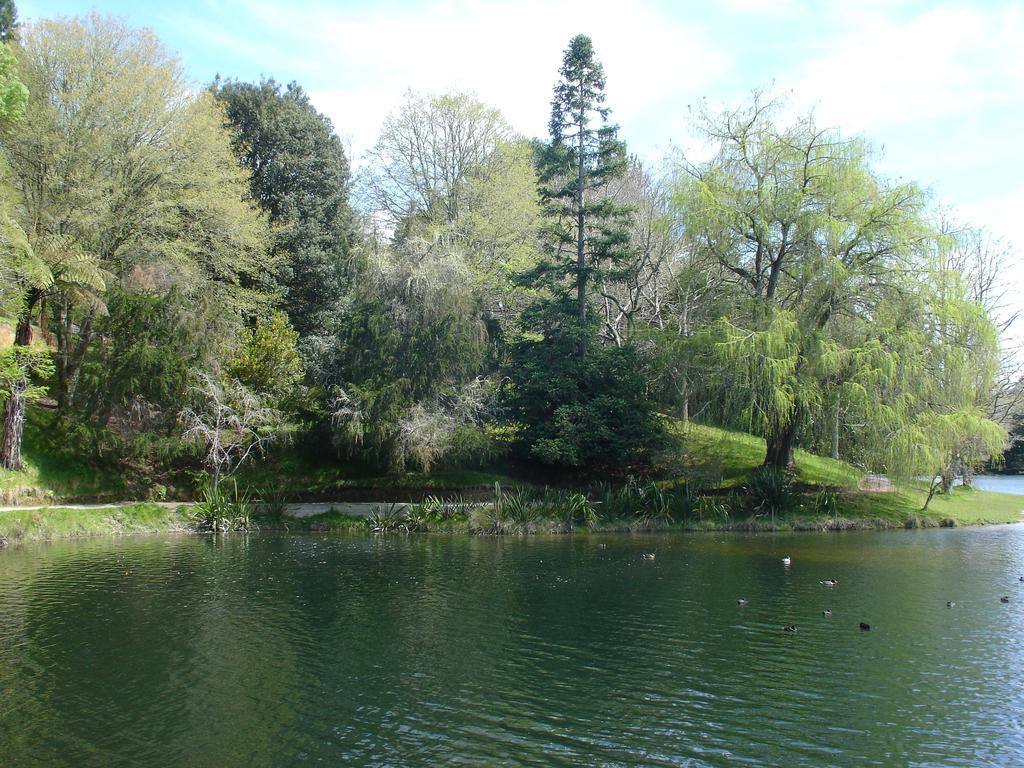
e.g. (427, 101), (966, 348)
(324, 236), (489, 468)
(505, 35), (664, 470)
(180, 372), (279, 492)
(0, 14), (273, 470)
(0, 1), (16, 43)
(361, 90), (511, 228)
(674, 95), (1007, 480)
(676, 97), (926, 468)
(538, 34), (629, 356)
(899, 258), (1006, 503)
(226, 311), (305, 412)
(0, 344), (51, 470)
(0, 41), (24, 117)
(213, 79), (357, 350)
(508, 298), (663, 471)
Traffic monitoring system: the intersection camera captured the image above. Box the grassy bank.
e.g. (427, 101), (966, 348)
(3, 484), (1022, 547)
(0, 410), (134, 505)
(3, 411), (1023, 541)
(0, 504), (194, 545)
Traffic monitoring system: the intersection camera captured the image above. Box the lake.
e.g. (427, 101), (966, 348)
(2, 528), (1024, 766)
(963, 474), (1024, 495)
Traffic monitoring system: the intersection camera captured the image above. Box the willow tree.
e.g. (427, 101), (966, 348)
(675, 97), (932, 468)
(892, 259), (1006, 503)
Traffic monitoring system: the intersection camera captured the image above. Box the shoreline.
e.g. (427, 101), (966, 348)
(1, 501), (1022, 547)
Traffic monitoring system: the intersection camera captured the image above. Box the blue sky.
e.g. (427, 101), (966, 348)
(23, 0), (1024, 277)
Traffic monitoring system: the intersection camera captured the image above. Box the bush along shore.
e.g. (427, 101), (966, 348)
(3, 476), (1023, 546)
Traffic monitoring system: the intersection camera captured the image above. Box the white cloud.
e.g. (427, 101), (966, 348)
(214, 0), (732, 163)
(788, 3), (1024, 133)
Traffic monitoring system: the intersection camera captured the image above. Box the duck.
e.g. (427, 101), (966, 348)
(820, 579), (839, 587)
(737, 598), (748, 606)
(946, 601), (955, 608)
(783, 625), (798, 632)
(822, 609), (833, 618)
(1019, 576), (1023, 582)
(781, 556), (792, 566)
(641, 553), (656, 561)
(1001, 596), (1010, 603)
(859, 622), (871, 631)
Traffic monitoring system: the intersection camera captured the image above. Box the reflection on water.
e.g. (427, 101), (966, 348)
(1, 528), (1024, 767)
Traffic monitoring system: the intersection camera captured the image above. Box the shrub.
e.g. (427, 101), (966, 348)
(193, 480), (257, 532)
(747, 466), (794, 518)
(368, 503), (409, 534)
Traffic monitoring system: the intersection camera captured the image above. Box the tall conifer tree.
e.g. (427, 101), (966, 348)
(538, 34), (629, 355)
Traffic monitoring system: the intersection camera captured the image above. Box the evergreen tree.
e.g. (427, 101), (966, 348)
(507, 35), (663, 471)
(537, 34), (629, 356)
(213, 79), (357, 357)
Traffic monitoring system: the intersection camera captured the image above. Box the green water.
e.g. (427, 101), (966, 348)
(1, 528), (1023, 766)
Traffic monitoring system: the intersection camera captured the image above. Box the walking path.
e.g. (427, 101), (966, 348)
(0, 501), (389, 518)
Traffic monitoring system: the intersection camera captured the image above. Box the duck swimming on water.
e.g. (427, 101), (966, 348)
(820, 579), (839, 587)
(860, 622), (871, 631)
(1001, 595), (1010, 603)
(641, 553), (656, 561)
(737, 598), (748, 606)
(822, 609), (832, 617)
(782, 556), (792, 566)
(783, 625), (798, 632)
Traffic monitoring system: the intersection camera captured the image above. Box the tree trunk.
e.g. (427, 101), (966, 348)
(55, 310), (94, 412)
(0, 302), (38, 471)
(830, 400), (840, 460)
(0, 382), (26, 471)
(575, 90), (586, 357)
(764, 415), (799, 469)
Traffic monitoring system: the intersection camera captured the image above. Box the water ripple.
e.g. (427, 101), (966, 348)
(1, 529), (1024, 766)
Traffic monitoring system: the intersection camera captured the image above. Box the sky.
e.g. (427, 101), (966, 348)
(22, 0), (1024, 285)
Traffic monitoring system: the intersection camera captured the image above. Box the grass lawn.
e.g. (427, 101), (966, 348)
(671, 421), (862, 489)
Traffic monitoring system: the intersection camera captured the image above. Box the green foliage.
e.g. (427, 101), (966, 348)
(252, 485), (289, 522)
(0, 42), (25, 119)
(213, 78), (356, 346)
(508, 300), (665, 470)
(226, 311), (305, 411)
(0, 343), (52, 406)
(323, 241), (490, 467)
(368, 503), (410, 534)
(77, 288), (193, 426)
(592, 478), (690, 522)
(193, 479), (257, 533)
(533, 34), (631, 336)
(406, 495), (472, 531)
(363, 90), (511, 227)
(673, 96), (1003, 472)
(745, 466), (794, 518)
